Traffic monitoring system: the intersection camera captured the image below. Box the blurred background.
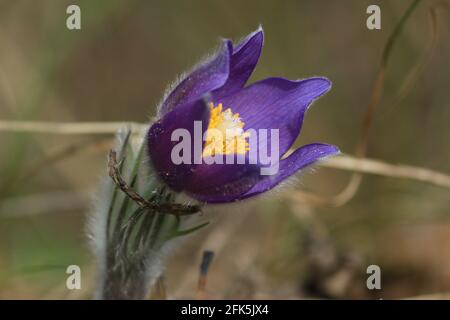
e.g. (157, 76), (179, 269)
(0, 0), (449, 299)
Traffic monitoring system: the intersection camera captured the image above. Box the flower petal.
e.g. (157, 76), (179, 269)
(218, 77), (332, 156)
(239, 143), (340, 200)
(213, 27), (264, 99)
(158, 40), (232, 116)
(184, 156), (261, 203)
(147, 99), (210, 192)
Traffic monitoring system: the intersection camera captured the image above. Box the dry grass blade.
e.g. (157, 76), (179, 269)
(315, 0), (425, 207)
(0, 120), (147, 135)
(322, 155), (450, 189)
(391, 6), (439, 106)
(0, 119), (448, 190)
(16, 137), (113, 183)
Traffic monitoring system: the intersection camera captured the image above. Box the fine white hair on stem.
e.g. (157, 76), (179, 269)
(87, 128), (131, 298)
(87, 125), (207, 299)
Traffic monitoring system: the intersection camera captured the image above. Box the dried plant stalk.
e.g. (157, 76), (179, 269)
(1, 120), (448, 190)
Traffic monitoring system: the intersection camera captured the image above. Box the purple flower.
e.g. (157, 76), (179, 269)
(147, 27), (339, 203)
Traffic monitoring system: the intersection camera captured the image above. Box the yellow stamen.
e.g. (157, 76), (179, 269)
(202, 102), (250, 157)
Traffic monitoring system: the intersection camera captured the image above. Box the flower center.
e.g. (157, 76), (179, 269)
(202, 102), (250, 157)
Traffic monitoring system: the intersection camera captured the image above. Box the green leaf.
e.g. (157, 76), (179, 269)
(167, 221), (210, 240)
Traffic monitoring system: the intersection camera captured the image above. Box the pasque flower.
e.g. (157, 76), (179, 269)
(147, 27), (339, 203)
